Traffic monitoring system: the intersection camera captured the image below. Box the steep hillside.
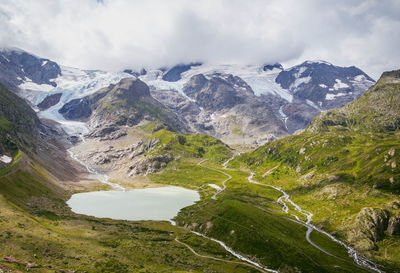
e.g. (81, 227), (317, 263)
(0, 82), (40, 155)
(0, 79), (261, 273)
(231, 70), (400, 270)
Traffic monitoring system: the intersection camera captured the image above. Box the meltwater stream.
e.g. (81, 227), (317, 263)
(247, 171), (383, 273)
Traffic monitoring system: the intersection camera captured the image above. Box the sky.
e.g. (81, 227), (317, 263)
(0, 0), (399, 79)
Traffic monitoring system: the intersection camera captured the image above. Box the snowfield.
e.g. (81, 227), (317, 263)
(140, 64), (294, 102)
(0, 155), (12, 164)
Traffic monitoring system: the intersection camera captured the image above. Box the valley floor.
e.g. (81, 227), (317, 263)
(1, 143), (398, 272)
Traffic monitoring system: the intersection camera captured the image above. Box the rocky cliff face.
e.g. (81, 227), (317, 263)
(276, 61), (374, 107)
(0, 48), (375, 145)
(37, 93), (62, 111)
(162, 63), (202, 82)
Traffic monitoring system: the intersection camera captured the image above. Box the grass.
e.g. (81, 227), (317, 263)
(0, 115), (12, 130)
(147, 158), (369, 272)
(1, 119), (399, 272)
(0, 151), (268, 273)
(231, 130), (400, 271)
(145, 129), (232, 164)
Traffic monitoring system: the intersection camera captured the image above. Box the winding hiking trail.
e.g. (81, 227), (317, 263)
(68, 147), (382, 272)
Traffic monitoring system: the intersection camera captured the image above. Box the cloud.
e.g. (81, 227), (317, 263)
(0, 0), (399, 79)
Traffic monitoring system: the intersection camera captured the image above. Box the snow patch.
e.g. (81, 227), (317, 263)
(319, 84), (327, 88)
(295, 67), (307, 78)
(42, 60), (48, 66)
(353, 75), (366, 82)
(305, 60), (332, 65)
(208, 184), (222, 191)
(291, 76), (311, 90)
(333, 79), (349, 90)
(326, 93), (346, 100)
(0, 155), (12, 164)
(279, 105), (287, 118)
(306, 99), (321, 111)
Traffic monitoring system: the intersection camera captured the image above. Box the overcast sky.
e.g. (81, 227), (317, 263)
(0, 0), (399, 79)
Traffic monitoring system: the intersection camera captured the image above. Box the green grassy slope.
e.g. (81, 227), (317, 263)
(0, 150), (265, 272)
(229, 70), (400, 271)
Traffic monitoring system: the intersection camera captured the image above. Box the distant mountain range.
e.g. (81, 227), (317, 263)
(0, 48), (375, 144)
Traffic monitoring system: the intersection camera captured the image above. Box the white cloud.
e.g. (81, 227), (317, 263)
(0, 0), (399, 79)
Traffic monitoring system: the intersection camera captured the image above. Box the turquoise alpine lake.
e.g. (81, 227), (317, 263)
(67, 186), (200, 221)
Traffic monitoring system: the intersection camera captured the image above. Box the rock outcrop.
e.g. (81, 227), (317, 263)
(37, 93), (62, 110)
(388, 213), (400, 236)
(85, 126), (127, 141)
(348, 208), (390, 251)
(128, 153), (173, 176)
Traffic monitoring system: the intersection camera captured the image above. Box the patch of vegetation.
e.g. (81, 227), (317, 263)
(147, 129), (233, 163)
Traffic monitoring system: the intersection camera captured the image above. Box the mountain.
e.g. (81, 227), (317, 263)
(137, 61), (375, 137)
(59, 77), (188, 134)
(0, 76), (249, 273)
(1, 47), (398, 272)
(0, 47), (61, 91)
(233, 70), (400, 270)
(0, 48), (375, 145)
(152, 73), (287, 145)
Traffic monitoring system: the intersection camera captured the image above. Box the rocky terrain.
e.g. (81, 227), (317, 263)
(0, 46), (399, 272)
